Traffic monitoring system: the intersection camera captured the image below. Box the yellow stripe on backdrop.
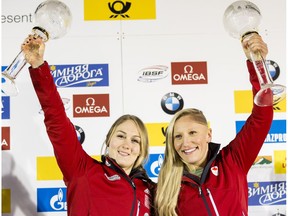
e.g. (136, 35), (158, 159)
(145, 123), (168, 147)
(274, 150), (286, 174)
(234, 90), (286, 113)
(37, 156), (101, 180)
(2, 189), (11, 213)
(84, 0), (156, 20)
(145, 122), (211, 147)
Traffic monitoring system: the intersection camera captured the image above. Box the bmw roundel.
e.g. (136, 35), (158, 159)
(161, 92), (184, 115)
(266, 60), (280, 81)
(74, 125), (85, 144)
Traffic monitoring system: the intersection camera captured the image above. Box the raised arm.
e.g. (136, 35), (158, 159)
(228, 33), (273, 173)
(22, 35), (93, 182)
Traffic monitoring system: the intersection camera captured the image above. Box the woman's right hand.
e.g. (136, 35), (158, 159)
(241, 33), (268, 61)
(21, 34), (45, 68)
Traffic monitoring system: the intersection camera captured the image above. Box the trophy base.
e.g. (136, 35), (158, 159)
(1, 72), (19, 96)
(254, 84), (286, 107)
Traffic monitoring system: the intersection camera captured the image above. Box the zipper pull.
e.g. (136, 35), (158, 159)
(198, 186), (202, 195)
(206, 188), (220, 216)
(136, 200), (140, 216)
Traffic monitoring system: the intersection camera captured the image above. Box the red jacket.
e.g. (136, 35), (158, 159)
(176, 60), (273, 216)
(29, 61), (156, 216)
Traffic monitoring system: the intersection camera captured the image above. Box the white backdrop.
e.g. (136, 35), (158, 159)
(1, 0), (286, 215)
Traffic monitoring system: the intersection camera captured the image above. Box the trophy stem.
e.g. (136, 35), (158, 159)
(250, 51), (273, 87)
(1, 50), (27, 96)
(1, 27), (49, 96)
(3, 50), (27, 80)
(1, 73), (19, 96)
(248, 44), (286, 106)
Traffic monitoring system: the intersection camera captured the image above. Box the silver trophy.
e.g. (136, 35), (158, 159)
(223, 0), (286, 106)
(1, 0), (72, 96)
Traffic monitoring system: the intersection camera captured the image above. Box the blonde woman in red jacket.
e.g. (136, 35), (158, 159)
(21, 35), (156, 216)
(155, 33), (273, 216)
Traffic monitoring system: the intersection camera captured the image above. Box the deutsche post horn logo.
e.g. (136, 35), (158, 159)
(108, 1), (131, 18)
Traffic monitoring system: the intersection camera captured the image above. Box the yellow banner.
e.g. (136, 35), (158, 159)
(84, 0), (156, 20)
(274, 150), (286, 174)
(145, 121), (210, 146)
(2, 189), (11, 213)
(234, 90), (286, 113)
(145, 123), (168, 146)
(37, 155), (101, 180)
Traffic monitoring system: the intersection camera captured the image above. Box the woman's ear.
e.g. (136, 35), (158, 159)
(207, 128), (212, 142)
(105, 143), (109, 154)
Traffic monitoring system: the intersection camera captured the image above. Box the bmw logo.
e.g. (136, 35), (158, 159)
(161, 92), (184, 115)
(74, 125), (85, 144)
(266, 60), (280, 81)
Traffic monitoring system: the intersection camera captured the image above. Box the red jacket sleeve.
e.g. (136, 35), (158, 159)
(29, 61), (94, 182)
(228, 60), (273, 173)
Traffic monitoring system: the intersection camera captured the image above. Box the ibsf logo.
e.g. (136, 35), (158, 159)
(37, 188), (67, 212)
(137, 65), (169, 82)
(73, 94), (110, 117)
(171, 62), (208, 85)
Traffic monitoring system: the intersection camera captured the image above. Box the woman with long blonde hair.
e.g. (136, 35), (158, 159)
(155, 33), (273, 216)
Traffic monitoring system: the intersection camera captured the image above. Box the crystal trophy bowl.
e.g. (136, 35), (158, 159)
(223, 0), (286, 106)
(1, 0), (72, 96)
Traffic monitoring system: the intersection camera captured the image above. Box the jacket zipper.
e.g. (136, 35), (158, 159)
(104, 157), (143, 216)
(130, 181), (137, 216)
(198, 186), (213, 216)
(206, 188), (220, 216)
(136, 200), (140, 216)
